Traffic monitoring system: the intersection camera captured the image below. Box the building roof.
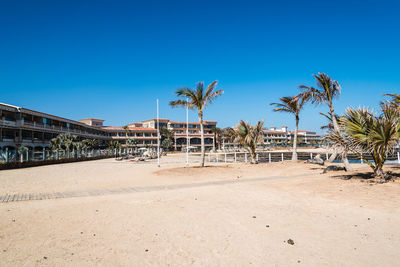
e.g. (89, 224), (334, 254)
(289, 130), (316, 134)
(79, 118), (105, 122)
(0, 103), (105, 130)
(263, 130), (287, 134)
(141, 118), (169, 122)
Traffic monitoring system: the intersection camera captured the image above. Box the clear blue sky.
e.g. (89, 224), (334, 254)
(1, 0), (399, 133)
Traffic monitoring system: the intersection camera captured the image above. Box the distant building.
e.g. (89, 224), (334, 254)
(263, 126), (323, 145)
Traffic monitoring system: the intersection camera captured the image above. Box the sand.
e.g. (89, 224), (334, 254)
(0, 154), (399, 266)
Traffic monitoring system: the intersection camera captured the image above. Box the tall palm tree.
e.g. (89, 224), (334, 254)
(234, 120), (264, 164)
(270, 95), (306, 161)
(300, 72), (353, 171)
(170, 81), (223, 167)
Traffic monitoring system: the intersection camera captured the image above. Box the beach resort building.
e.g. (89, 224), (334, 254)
(0, 102), (323, 153)
(0, 103), (217, 152)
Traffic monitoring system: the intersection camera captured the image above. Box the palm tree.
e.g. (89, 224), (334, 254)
(270, 95), (306, 161)
(329, 103), (400, 181)
(160, 127), (174, 142)
(383, 93), (400, 110)
(170, 81), (223, 167)
(50, 137), (62, 150)
(73, 141), (86, 158)
(123, 125), (131, 137)
(234, 120), (264, 164)
(300, 73), (353, 171)
(210, 127), (223, 150)
(82, 139), (99, 150)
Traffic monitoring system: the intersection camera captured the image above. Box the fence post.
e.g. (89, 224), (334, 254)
(20, 151), (23, 163)
(67, 149), (70, 159)
(398, 152), (400, 164)
(216, 153), (219, 163)
(256, 153), (259, 162)
(326, 153), (328, 160)
(56, 149), (59, 160)
(281, 153), (284, 162)
(5, 147), (8, 163)
(245, 153), (248, 163)
(234, 152), (237, 163)
(269, 153), (271, 163)
(310, 153), (313, 159)
(42, 148), (45, 161)
(224, 153), (227, 163)
(208, 153), (211, 162)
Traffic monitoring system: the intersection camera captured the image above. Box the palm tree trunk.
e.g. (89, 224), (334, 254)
(251, 150), (257, 164)
(327, 149), (337, 163)
(199, 114), (205, 167)
(342, 151), (353, 171)
(374, 167), (386, 181)
(329, 107), (353, 171)
(292, 116), (299, 161)
(327, 107), (340, 163)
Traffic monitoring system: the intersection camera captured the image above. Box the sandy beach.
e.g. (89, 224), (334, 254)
(0, 154), (399, 266)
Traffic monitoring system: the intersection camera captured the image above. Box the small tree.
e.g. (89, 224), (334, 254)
(234, 120), (264, 164)
(210, 127), (223, 150)
(161, 138), (173, 151)
(329, 103), (400, 181)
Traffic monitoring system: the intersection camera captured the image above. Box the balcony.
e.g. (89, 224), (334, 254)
(0, 120), (17, 127)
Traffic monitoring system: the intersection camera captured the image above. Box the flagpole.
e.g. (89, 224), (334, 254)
(157, 99), (160, 167)
(186, 97), (189, 166)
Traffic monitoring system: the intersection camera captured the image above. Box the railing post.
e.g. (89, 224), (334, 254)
(224, 153), (227, 163)
(208, 153), (211, 162)
(256, 153), (259, 162)
(326, 153), (328, 160)
(5, 147), (8, 163)
(234, 152), (237, 163)
(281, 153), (284, 162)
(42, 147), (45, 161)
(269, 153), (271, 163)
(397, 152), (400, 164)
(310, 153), (313, 159)
(245, 153), (248, 163)
(56, 149), (59, 160)
(216, 153), (219, 163)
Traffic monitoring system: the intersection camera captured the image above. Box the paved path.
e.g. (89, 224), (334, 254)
(0, 174), (311, 204)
